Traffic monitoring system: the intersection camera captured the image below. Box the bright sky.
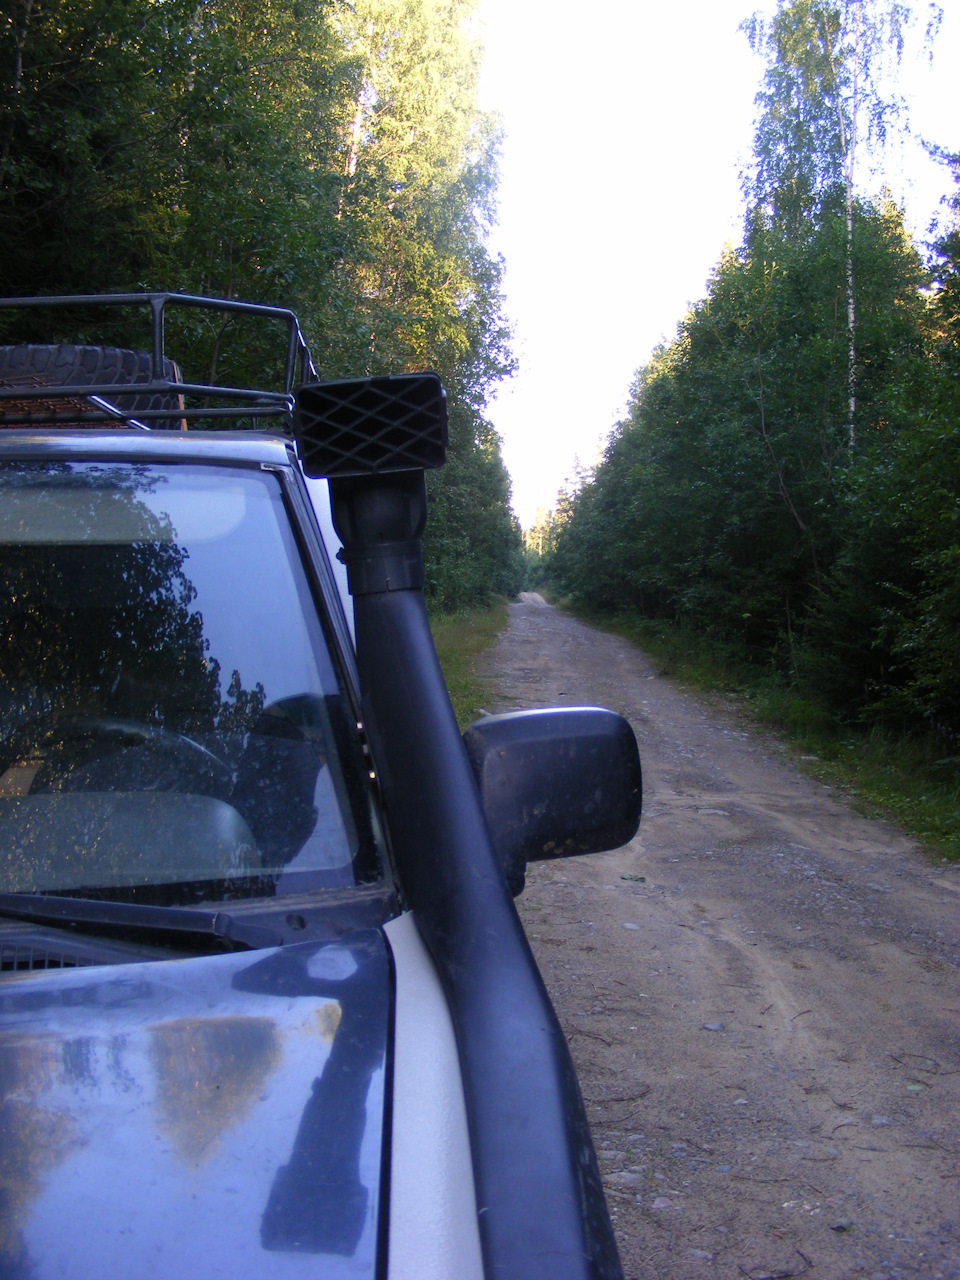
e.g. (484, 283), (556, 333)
(477, 0), (960, 529)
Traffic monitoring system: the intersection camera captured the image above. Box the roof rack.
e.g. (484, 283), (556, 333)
(0, 293), (317, 430)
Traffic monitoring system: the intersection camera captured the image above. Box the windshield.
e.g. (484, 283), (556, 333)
(0, 460), (381, 905)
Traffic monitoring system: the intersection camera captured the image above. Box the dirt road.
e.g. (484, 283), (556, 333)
(477, 596), (960, 1280)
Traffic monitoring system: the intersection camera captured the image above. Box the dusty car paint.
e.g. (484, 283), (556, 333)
(0, 932), (389, 1279)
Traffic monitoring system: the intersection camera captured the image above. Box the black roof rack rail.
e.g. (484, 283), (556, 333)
(0, 292), (317, 430)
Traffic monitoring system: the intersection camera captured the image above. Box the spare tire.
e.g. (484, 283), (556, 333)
(0, 343), (183, 425)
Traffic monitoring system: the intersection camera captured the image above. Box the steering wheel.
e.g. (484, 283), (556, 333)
(13, 715), (235, 796)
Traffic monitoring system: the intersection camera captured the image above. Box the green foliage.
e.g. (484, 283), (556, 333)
(429, 598), (508, 728)
(0, 0), (518, 609)
(550, 189), (959, 734)
(742, 0), (932, 238)
(582, 607), (959, 861)
(742, 0), (846, 237)
(548, 0), (957, 757)
(555, 201), (925, 620)
(423, 402), (523, 611)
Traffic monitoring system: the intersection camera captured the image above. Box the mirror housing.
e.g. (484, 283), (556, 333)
(462, 707), (642, 896)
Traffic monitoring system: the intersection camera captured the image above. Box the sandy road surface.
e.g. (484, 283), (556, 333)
(478, 595), (960, 1280)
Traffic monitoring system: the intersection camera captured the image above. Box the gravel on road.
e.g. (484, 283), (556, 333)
(479, 595), (960, 1280)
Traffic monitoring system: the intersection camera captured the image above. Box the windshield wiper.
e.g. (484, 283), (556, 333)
(0, 892), (283, 951)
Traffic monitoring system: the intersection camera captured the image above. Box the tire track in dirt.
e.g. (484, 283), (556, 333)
(479, 596), (960, 1280)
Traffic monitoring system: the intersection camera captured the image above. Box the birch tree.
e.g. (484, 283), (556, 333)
(743, 0), (940, 447)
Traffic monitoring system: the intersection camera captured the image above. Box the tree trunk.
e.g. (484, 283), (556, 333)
(843, 0), (861, 450)
(821, 0), (860, 448)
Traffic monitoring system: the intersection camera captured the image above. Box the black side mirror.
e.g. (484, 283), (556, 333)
(462, 707), (642, 896)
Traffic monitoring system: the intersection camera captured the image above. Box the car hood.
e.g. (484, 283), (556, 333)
(0, 930), (390, 1280)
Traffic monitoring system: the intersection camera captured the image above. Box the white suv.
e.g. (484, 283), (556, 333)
(0, 293), (642, 1280)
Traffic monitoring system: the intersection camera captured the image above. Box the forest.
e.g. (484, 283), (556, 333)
(543, 0), (959, 747)
(0, 0), (523, 611)
(3, 0), (958, 752)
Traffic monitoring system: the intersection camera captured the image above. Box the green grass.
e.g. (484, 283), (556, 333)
(573, 608), (960, 864)
(429, 598), (510, 728)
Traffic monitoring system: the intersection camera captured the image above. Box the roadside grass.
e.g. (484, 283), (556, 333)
(572, 607), (960, 864)
(429, 598), (509, 728)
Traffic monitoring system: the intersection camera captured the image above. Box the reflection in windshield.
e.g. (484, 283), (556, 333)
(0, 462), (378, 901)
(1, 464), (223, 733)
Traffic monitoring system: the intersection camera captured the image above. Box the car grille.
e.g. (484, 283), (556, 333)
(0, 920), (147, 973)
(0, 940), (98, 971)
